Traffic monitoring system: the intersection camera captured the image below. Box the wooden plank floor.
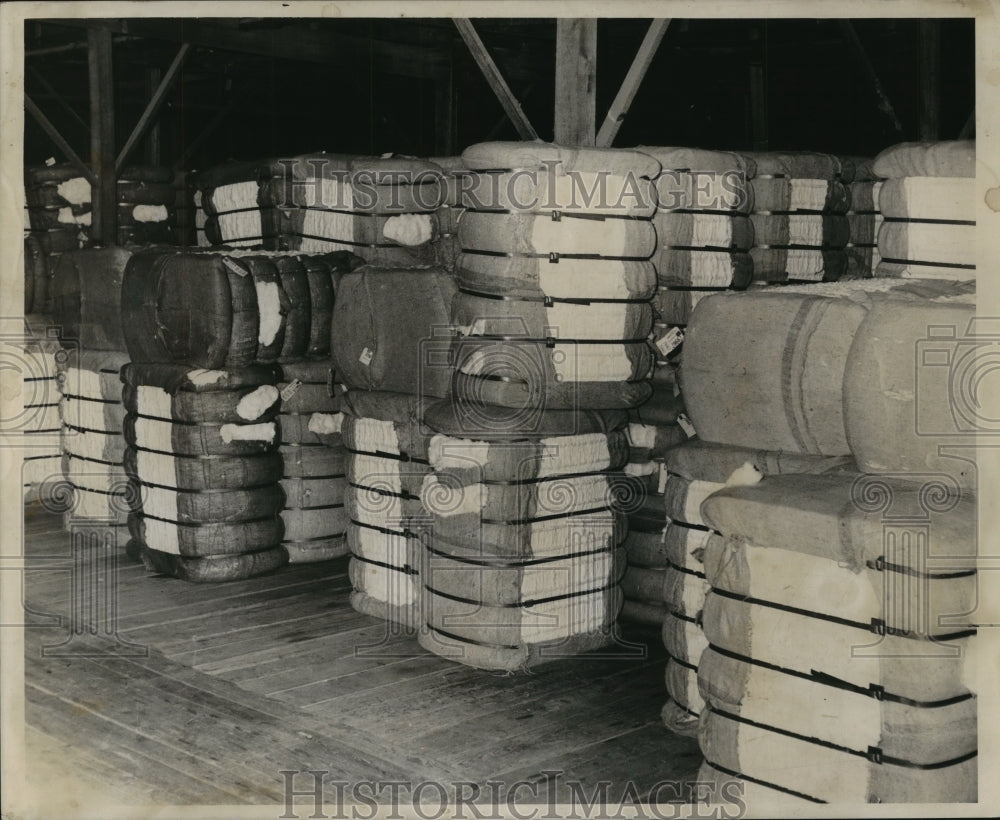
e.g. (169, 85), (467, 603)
(20, 508), (701, 808)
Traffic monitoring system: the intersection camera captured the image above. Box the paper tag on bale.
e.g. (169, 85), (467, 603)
(657, 462), (668, 495)
(656, 327), (684, 357)
(359, 347), (374, 366)
(280, 379), (302, 402)
(222, 257), (249, 277)
(677, 413), (697, 438)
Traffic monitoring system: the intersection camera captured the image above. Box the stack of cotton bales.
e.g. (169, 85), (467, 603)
(23, 163), (179, 313)
(640, 147), (756, 331)
(49, 248), (137, 541)
(411, 141), (662, 670)
(120, 248), (361, 580)
(677, 278), (978, 805)
(743, 152), (851, 283)
(17, 317), (63, 505)
(840, 156), (882, 279)
(331, 267), (457, 626)
(873, 141), (975, 281)
(195, 154), (452, 268)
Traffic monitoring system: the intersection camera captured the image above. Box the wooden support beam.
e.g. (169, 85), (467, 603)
(88, 27), (117, 245)
(554, 19), (597, 146)
(596, 19), (669, 148)
(27, 66), (90, 136)
(52, 18), (445, 80)
(838, 21), (903, 133)
(919, 19), (942, 140)
(454, 19), (539, 141)
(145, 67), (162, 166)
(116, 43), (190, 173)
(23, 95), (96, 185)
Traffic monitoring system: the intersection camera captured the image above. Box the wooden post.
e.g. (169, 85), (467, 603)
(554, 19), (597, 146)
(88, 27), (116, 245)
(145, 66), (162, 166)
(596, 19), (669, 148)
(919, 19), (941, 140)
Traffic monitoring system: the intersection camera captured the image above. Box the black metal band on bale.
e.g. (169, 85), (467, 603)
(350, 551), (418, 575)
(130, 476), (277, 493)
(702, 759), (826, 804)
(457, 285), (651, 306)
(349, 518), (420, 539)
(348, 481), (421, 502)
(284, 531), (348, 544)
(425, 542), (614, 569)
(709, 586), (978, 642)
(471, 467), (615, 487)
(424, 623), (521, 651)
(706, 642), (976, 709)
(128, 443), (264, 461)
(137, 511), (282, 528)
(62, 421), (122, 437)
(478, 503), (614, 526)
(425, 579), (615, 609)
(881, 216), (976, 226)
(866, 554), (977, 581)
(461, 248), (651, 263)
(878, 256), (976, 270)
(344, 446), (429, 465)
(459, 333), (650, 345)
(663, 650), (699, 674)
(60, 393), (122, 405)
(281, 502), (346, 512)
(709, 706), (978, 770)
(664, 558), (708, 580)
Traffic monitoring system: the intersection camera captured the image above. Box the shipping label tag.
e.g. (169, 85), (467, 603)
(280, 379), (302, 402)
(222, 257), (249, 277)
(677, 413), (697, 439)
(359, 347), (374, 366)
(656, 327), (684, 356)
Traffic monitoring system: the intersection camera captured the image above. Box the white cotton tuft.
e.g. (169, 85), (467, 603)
(725, 461), (764, 487)
(626, 423), (658, 450)
(383, 213), (433, 246)
(56, 177), (91, 205)
(255, 280), (283, 346)
(132, 204), (168, 223)
(624, 461), (657, 477)
(187, 369), (226, 386)
(236, 385), (279, 421)
(219, 422), (275, 444)
(308, 412), (344, 435)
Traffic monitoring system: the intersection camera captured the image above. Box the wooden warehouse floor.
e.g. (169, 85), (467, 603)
(19, 506), (701, 809)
